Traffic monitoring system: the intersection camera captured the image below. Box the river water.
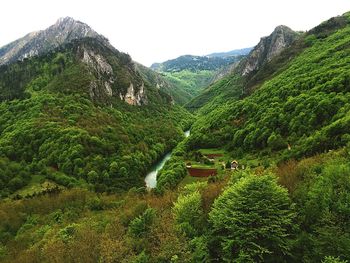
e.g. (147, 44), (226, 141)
(144, 130), (190, 188)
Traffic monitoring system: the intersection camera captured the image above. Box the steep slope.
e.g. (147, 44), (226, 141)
(0, 32), (192, 196)
(187, 12), (350, 160)
(0, 17), (109, 65)
(240, 25), (299, 76)
(186, 25), (300, 111)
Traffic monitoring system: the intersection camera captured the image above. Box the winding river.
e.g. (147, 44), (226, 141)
(145, 130), (190, 188)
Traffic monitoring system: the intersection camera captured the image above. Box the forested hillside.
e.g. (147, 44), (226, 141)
(187, 13), (350, 161)
(0, 37), (192, 197)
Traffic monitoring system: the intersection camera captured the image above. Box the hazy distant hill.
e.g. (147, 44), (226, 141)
(206, 47), (253, 58)
(150, 48), (250, 100)
(151, 52), (247, 73)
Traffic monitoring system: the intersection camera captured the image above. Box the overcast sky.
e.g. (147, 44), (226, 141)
(1, 0), (350, 66)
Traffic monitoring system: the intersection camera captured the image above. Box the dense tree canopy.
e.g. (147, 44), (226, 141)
(209, 174), (296, 262)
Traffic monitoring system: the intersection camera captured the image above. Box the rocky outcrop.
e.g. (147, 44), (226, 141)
(81, 46), (115, 99)
(0, 17), (109, 65)
(120, 82), (147, 106)
(80, 45), (147, 105)
(241, 25), (299, 76)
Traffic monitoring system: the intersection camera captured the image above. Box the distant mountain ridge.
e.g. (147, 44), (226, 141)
(150, 55), (242, 72)
(206, 47), (253, 58)
(151, 47), (251, 73)
(149, 48), (251, 102)
(0, 17), (109, 66)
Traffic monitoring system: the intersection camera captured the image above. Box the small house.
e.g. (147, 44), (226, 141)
(231, 160), (238, 170)
(186, 162), (192, 168)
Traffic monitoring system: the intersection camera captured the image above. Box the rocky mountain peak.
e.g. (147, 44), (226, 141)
(50, 17), (102, 39)
(241, 25), (299, 76)
(0, 17), (108, 65)
(56, 16), (76, 25)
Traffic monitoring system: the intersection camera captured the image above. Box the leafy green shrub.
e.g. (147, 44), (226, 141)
(128, 208), (156, 237)
(322, 256), (348, 263)
(86, 197), (103, 211)
(132, 251), (149, 263)
(0, 244), (7, 260)
(58, 223), (78, 243)
(120, 201), (148, 226)
(189, 235), (209, 262)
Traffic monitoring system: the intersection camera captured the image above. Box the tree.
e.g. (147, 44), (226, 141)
(8, 177), (25, 191)
(109, 161), (119, 178)
(267, 132), (287, 151)
(209, 174), (296, 262)
(173, 190), (203, 238)
(87, 170), (98, 184)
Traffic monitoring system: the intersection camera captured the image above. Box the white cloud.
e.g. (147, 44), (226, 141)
(1, 0), (350, 66)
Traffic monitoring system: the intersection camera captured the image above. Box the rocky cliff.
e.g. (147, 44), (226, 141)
(241, 25), (300, 76)
(75, 39), (148, 105)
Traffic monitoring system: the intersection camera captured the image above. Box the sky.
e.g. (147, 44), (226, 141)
(1, 0), (350, 66)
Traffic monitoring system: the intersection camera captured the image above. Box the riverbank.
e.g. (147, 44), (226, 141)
(144, 129), (190, 188)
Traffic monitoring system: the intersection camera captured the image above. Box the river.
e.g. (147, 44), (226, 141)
(144, 129), (190, 188)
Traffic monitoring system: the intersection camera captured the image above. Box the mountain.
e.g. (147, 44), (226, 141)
(150, 51), (249, 102)
(206, 47), (253, 58)
(151, 54), (245, 72)
(0, 17), (191, 106)
(240, 25), (300, 76)
(0, 18), (192, 196)
(0, 17), (109, 65)
(187, 12), (350, 158)
(185, 25), (300, 111)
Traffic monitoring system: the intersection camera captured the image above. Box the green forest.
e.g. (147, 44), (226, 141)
(0, 10), (350, 263)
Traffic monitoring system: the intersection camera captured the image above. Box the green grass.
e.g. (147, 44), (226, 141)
(199, 148), (226, 154)
(12, 175), (61, 198)
(189, 162), (214, 168)
(179, 174), (208, 186)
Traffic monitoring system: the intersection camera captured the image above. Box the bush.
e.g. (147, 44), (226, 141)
(322, 256), (348, 263)
(86, 197), (103, 211)
(128, 208), (156, 237)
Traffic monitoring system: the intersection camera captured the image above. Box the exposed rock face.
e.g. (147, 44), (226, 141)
(120, 82), (146, 106)
(81, 46), (115, 99)
(79, 45), (147, 105)
(0, 17), (109, 65)
(241, 25), (299, 76)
